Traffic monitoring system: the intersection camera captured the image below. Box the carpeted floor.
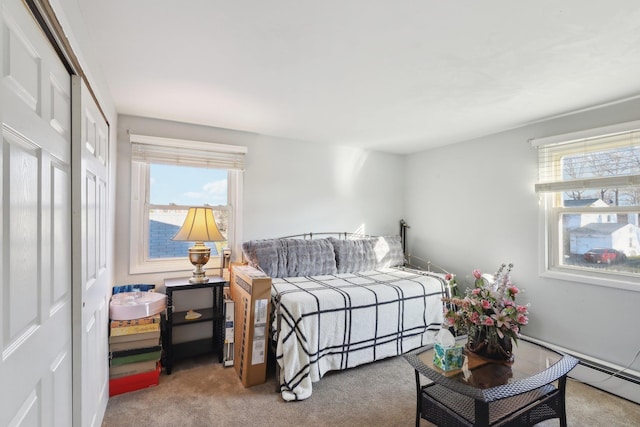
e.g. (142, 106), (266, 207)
(102, 355), (640, 427)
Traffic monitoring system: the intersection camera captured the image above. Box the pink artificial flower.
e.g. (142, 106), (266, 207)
(517, 314), (529, 325)
(483, 317), (495, 326)
(470, 312), (480, 324)
(503, 300), (514, 307)
(517, 305), (528, 313)
(445, 273), (453, 281)
(491, 313), (510, 329)
(472, 288), (482, 296)
(472, 269), (482, 279)
(481, 299), (492, 310)
(508, 286), (519, 295)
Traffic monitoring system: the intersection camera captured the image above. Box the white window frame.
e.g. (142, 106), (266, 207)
(533, 120), (640, 292)
(128, 134), (246, 275)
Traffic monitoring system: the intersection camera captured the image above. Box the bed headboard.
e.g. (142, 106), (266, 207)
(274, 231), (373, 240)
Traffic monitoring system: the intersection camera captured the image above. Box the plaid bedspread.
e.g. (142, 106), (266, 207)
(271, 267), (446, 401)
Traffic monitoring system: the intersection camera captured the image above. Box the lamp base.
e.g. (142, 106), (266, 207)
(188, 242), (211, 284)
(189, 273), (210, 284)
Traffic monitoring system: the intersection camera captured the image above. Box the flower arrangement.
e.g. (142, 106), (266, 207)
(442, 263), (529, 360)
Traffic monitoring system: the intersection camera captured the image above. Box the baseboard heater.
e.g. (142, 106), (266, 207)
(522, 335), (640, 405)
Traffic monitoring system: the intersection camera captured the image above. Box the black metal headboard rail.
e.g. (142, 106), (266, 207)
(275, 232), (373, 240)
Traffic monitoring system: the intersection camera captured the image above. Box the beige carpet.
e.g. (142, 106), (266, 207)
(102, 355), (640, 427)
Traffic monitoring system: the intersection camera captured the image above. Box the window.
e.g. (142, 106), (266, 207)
(533, 120), (640, 290)
(147, 164), (229, 260)
(129, 134), (246, 274)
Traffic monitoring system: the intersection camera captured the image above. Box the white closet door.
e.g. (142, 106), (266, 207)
(72, 76), (110, 427)
(0, 0), (73, 425)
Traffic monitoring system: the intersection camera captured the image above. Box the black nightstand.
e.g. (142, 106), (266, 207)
(163, 277), (227, 374)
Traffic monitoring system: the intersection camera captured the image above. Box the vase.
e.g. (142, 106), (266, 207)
(465, 329), (514, 362)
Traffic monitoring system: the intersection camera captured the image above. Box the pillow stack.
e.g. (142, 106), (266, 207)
(242, 235), (406, 278)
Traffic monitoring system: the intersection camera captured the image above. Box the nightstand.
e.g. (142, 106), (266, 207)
(163, 277), (227, 374)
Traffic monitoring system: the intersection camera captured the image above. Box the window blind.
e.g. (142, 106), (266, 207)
(130, 133), (247, 170)
(533, 123), (640, 193)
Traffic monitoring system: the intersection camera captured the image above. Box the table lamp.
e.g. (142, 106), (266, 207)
(172, 206), (225, 283)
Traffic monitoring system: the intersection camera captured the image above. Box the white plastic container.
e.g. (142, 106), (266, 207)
(109, 291), (167, 320)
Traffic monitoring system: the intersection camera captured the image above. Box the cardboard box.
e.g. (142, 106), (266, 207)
(224, 260), (247, 282)
(108, 363), (161, 396)
(433, 343), (464, 372)
(109, 359), (158, 379)
(230, 265), (272, 387)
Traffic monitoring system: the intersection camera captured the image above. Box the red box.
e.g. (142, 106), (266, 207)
(108, 363), (161, 397)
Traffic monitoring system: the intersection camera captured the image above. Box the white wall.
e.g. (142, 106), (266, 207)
(114, 114), (405, 287)
(405, 98), (640, 375)
(243, 131), (403, 239)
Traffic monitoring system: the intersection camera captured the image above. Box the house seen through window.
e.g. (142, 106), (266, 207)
(534, 121), (640, 286)
(148, 164), (228, 259)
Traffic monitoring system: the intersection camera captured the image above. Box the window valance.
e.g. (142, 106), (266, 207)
(531, 120), (640, 193)
(130, 133), (247, 170)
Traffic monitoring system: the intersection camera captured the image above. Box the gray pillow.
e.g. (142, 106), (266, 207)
(329, 237), (377, 274)
(284, 239), (337, 276)
(241, 239), (287, 278)
(371, 235), (406, 268)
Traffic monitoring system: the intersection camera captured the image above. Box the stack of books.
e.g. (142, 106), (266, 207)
(108, 313), (162, 396)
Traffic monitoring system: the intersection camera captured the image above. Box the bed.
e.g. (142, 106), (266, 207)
(241, 233), (447, 401)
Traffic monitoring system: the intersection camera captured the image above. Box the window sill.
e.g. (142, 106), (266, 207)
(540, 267), (640, 292)
(129, 257), (225, 276)
(129, 258), (192, 275)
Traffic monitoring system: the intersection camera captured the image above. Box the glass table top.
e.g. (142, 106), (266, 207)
(405, 334), (578, 401)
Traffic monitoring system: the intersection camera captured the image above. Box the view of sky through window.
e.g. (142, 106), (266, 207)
(150, 164), (227, 205)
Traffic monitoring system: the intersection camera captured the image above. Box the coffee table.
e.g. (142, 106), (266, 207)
(404, 335), (578, 427)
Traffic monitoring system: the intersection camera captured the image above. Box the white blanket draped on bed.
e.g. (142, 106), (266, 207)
(271, 267), (446, 401)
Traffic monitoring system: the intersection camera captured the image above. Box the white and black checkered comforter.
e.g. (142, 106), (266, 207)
(271, 267), (446, 401)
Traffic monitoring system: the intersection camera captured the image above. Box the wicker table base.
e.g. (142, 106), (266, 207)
(405, 337), (578, 427)
(419, 379), (566, 427)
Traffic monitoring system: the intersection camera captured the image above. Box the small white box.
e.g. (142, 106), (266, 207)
(223, 295), (235, 367)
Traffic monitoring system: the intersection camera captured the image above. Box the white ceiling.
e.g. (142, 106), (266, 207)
(77, 1), (640, 154)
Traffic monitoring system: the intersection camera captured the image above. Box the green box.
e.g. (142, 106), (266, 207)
(433, 342), (464, 371)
